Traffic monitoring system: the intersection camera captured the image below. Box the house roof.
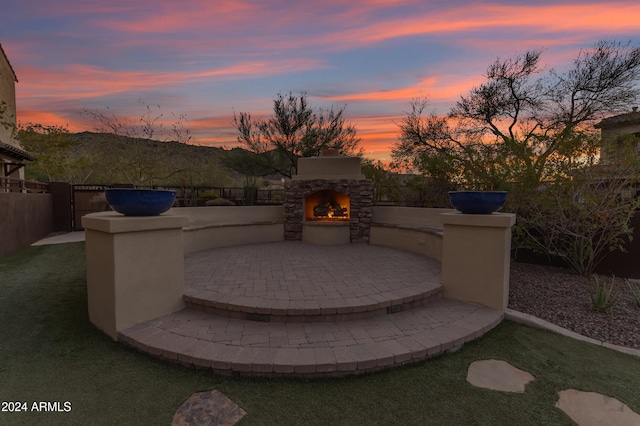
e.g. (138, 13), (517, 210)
(595, 108), (640, 129)
(0, 141), (33, 161)
(0, 43), (18, 82)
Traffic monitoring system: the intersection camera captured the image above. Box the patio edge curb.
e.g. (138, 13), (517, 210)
(505, 308), (640, 358)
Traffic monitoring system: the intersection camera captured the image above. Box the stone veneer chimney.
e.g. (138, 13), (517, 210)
(283, 151), (372, 243)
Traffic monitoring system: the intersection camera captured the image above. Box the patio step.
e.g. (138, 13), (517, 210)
(118, 298), (503, 378)
(119, 242), (504, 377)
(182, 241), (443, 322)
(183, 284), (442, 322)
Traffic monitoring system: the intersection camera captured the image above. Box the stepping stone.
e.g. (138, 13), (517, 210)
(172, 390), (246, 426)
(556, 389), (640, 426)
(466, 359), (535, 393)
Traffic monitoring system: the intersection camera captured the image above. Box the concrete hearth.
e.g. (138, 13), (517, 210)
(302, 222), (350, 245)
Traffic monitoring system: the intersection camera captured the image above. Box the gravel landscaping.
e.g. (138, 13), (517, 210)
(509, 261), (640, 350)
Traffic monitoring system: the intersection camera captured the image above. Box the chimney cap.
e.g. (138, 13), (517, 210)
(633, 106), (638, 113)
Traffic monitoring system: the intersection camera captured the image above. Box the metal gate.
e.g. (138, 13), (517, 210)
(69, 184), (285, 230)
(72, 185), (109, 230)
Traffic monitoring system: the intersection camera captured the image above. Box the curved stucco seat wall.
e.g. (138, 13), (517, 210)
(180, 206), (284, 254)
(182, 205), (452, 259)
(370, 207), (454, 261)
(83, 206), (514, 340)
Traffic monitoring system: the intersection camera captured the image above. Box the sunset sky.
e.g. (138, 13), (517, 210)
(2, 1), (640, 160)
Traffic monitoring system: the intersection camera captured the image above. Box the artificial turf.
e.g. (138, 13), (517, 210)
(1, 242), (639, 425)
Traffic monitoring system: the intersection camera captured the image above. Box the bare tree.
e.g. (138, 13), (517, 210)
(393, 40), (640, 187)
(393, 40), (640, 274)
(80, 101), (193, 186)
(82, 100), (192, 144)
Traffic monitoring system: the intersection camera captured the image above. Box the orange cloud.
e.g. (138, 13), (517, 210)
(243, 3), (640, 53)
(17, 109), (83, 131)
(10, 1), (640, 162)
(19, 3), (640, 56)
(187, 114), (237, 142)
(346, 115), (404, 159)
(164, 112), (404, 157)
(15, 58), (321, 103)
(108, 3), (637, 43)
(327, 4), (640, 47)
(326, 73), (485, 105)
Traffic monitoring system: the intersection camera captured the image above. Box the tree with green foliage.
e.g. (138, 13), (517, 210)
(234, 92), (362, 178)
(393, 40), (640, 274)
(362, 160), (403, 205)
(221, 148), (272, 205)
(18, 123), (92, 182)
(223, 148), (270, 187)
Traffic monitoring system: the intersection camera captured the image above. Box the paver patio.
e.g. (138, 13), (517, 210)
(119, 241), (503, 377)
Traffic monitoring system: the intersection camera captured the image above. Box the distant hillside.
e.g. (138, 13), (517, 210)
(70, 131), (228, 160)
(68, 131), (248, 186)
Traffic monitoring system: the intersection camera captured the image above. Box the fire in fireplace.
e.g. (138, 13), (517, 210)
(305, 190), (350, 222)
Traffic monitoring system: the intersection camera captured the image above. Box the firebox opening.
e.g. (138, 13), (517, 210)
(305, 190), (350, 222)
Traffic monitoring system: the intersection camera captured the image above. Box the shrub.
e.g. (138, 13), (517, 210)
(626, 279), (640, 308)
(512, 135), (640, 275)
(589, 274), (619, 312)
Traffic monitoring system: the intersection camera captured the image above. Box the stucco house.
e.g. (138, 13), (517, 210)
(0, 43), (32, 181)
(596, 107), (640, 164)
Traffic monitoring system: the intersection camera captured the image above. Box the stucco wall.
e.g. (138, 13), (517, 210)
(0, 47), (17, 146)
(179, 205), (284, 254)
(369, 206), (454, 260)
(0, 192), (53, 257)
(82, 205), (515, 340)
(178, 206), (455, 258)
(371, 206), (454, 229)
(1, 45), (26, 180)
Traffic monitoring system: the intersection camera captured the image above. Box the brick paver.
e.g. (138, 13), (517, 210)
(119, 241), (503, 378)
(184, 241), (442, 320)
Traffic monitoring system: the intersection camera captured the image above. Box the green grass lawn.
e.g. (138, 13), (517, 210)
(1, 243), (639, 426)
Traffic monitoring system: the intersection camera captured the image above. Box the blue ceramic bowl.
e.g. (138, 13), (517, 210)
(105, 188), (176, 216)
(448, 191), (507, 214)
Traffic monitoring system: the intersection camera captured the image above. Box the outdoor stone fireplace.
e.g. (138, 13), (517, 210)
(284, 151), (372, 244)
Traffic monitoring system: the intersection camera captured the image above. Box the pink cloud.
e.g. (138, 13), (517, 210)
(275, 3), (640, 52)
(15, 57), (322, 104)
(345, 4), (640, 43)
(17, 109), (82, 131)
(326, 73), (485, 105)
(8, 1), (640, 160)
(93, 1), (255, 33)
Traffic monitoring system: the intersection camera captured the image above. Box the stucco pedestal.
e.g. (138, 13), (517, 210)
(82, 212), (187, 340)
(441, 212), (516, 311)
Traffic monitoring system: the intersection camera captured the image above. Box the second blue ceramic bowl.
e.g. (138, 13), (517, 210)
(448, 191), (507, 214)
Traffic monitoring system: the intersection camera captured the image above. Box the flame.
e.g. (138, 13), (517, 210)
(305, 190), (350, 222)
